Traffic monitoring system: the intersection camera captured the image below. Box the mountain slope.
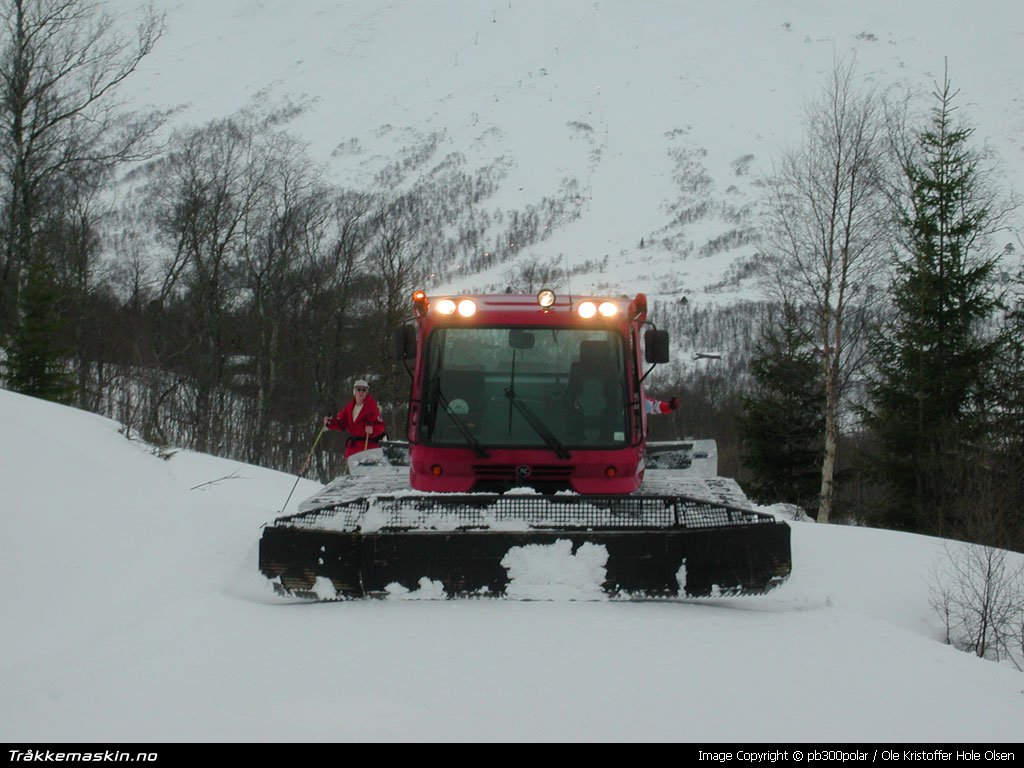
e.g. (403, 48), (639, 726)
(114, 0), (1024, 304)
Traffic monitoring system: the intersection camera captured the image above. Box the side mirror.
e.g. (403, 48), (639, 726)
(393, 324), (416, 360)
(644, 329), (670, 364)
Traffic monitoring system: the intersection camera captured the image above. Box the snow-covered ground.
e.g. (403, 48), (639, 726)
(1, 387), (1021, 742)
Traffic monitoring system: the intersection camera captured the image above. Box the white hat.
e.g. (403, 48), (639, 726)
(353, 379), (369, 388)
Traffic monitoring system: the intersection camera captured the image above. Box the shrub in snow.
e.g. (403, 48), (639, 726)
(929, 542), (1024, 670)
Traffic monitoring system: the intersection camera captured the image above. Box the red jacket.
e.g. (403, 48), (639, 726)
(326, 395), (387, 458)
(644, 395), (679, 415)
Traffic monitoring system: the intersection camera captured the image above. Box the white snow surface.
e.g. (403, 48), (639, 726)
(1, 388), (1022, 742)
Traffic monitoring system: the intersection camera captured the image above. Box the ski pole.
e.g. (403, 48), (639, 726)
(364, 431), (370, 451)
(279, 425), (326, 514)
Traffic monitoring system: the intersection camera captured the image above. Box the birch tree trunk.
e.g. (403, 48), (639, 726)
(761, 56), (891, 523)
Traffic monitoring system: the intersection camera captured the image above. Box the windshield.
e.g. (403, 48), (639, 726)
(421, 326), (629, 449)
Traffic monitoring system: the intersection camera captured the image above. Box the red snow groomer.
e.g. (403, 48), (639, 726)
(259, 290), (791, 599)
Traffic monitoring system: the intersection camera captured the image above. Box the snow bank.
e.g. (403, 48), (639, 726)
(501, 539), (609, 600)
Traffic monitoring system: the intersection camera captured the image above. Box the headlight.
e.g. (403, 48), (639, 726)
(436, 299), (457, 315)
(537, 289), (556, 308)
(598, 301), (618, 317)
(577, 301), (597, 319)
(457, 299), (477, 317)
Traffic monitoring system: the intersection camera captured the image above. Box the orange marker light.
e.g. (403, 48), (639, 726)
(412, 289), (429, 315)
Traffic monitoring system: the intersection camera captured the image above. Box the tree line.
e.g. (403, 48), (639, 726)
(0, 0), (585, 481)
(738, 58), (1023, 551)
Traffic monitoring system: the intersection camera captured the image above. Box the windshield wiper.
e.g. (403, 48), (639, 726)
(432, 380), (489, 458)
(503, 387), (571, 460)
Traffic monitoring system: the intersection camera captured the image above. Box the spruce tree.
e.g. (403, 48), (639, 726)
(740, 303), (825, 514)
(987, 267), (1024, 548)
(863, 70), (1002, 535)
(4, 253), (74, 404)
(996, 273), (1024, 459)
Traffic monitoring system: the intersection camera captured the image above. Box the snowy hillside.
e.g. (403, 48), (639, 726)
(112, 0), (1024, 305)
(1, 387), (1021, 741)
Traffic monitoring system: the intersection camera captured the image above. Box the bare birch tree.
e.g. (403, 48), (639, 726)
(239, 131), (332, 465)
(761, 57), (891, 523)
(0, 0), (164, 337)
(144, 116), (269, 453)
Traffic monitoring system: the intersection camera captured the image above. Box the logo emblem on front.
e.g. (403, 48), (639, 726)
(515, 465), (532, 480)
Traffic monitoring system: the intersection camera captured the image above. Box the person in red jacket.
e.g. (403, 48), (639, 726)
(645, 394), (680, 415)
(323, 379), (387, 459)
